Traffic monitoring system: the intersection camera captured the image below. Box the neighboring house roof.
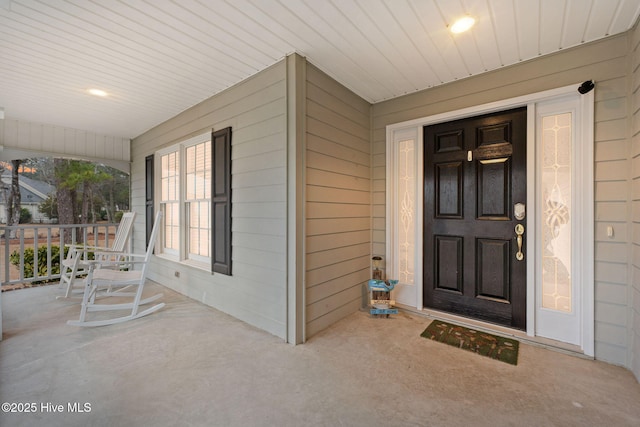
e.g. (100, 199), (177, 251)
(0, 171), (54, 204)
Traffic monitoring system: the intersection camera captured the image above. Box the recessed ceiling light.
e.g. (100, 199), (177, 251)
(450, 16), (475, 34)
(87, 88), (108, 97)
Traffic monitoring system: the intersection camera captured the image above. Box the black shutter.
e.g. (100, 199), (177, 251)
(211, 127), (232, 275)
(145, 154), (154, 246)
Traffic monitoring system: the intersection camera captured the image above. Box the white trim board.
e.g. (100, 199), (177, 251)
(386, 82), (594, 357)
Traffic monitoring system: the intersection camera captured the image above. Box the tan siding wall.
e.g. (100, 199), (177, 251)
(631, 22), (640, 382)
(305, 64), (371, 338)
(0, 118), (130, 171)
(594, 71), (631, 364)
(131, 61), (288, 339)
(372, 34), (633, 367)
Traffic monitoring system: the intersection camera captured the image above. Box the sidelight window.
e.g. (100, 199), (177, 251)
(540, 112), (572, 312)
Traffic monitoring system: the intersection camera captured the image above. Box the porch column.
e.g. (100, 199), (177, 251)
(286, 53), (306, 344)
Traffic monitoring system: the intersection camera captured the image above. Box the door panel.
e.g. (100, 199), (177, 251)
(477, 158), (509, 218)
(476, 238), (510, 302)
(436, 163), (463, 218)
(434, 235), (463, 292)
(424, 107), (527, 330)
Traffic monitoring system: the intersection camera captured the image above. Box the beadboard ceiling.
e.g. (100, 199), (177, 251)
(1, 0), (639, 139)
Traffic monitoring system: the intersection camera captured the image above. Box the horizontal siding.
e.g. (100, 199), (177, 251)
(593, 63), (631, 367)
(306, 168), (369, 191)
(307, 218), (370, 236)
(131, 60), (288, 340)
(372, 34), (634, 368)
(0, 118), (130, 171)
(631, 20), (640, 382)
(305, 64), (371, 338)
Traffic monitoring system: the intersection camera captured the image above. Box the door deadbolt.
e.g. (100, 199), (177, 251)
(514, 203), (526, 220)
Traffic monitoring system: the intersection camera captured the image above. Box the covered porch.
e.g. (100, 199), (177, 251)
(1, 283), (639, 427)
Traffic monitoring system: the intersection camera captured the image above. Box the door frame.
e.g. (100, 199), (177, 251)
(385, 83), (594, 356)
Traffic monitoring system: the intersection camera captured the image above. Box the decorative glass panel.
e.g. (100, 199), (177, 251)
(541, 113), (572, 312)
(398, 139), (415, 285)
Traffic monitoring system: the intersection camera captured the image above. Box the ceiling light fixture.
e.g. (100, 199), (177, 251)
(450, 16), (475, 34)
(87, 88), (108, 97)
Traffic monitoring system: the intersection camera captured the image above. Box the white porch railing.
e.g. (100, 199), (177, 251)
(1, 223), (119, 286)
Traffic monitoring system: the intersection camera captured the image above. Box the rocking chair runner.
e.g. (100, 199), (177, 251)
(67, 211), (164, 327)
(58, 212), (136, 299)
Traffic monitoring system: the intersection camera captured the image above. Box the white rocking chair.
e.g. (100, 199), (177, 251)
(67, 211), (164, 327)
(58, 212), (136, 299)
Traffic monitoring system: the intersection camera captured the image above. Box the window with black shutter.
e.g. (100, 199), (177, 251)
(211, 127), (232, 275)
(145, 154), (154, 246)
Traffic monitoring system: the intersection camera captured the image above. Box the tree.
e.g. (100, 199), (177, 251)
(19, 207), (32, 224)
(38, 194), (58, 220)
(5, 160), (23, 237)
(54, 159), (118, 224)
(0, 162), (7, 227)
(22, 157), (56, 185)
(20, 157), (130, 230)
(94, 165), (129, 222)
(54, 159), (77, 243)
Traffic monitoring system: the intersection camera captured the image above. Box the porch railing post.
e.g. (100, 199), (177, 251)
(3, 229), (9, 284)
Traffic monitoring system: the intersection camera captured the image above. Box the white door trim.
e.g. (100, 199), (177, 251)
(386, 83), (594, 356)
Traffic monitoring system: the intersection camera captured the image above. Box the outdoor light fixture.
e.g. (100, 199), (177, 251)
(87, 88), (108, 97)
(450, 16), (475, 34)
(578, 80), (595, 94)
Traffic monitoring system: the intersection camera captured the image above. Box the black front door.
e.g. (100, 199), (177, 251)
(423, 107), (527, 330)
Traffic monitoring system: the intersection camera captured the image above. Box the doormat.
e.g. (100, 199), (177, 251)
(421, 320), (519, 365)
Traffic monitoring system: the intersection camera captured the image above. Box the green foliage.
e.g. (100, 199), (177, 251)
(53, 158), (130, 223)
(19, 207), (32, 224)
(38, 195), (58, 219)
(114, 211), (124, 222)
(56, 160), (108, 190)
(9, 245), (94, 283)
(10, 245), (64, 282)
(21, 158), (130, 224)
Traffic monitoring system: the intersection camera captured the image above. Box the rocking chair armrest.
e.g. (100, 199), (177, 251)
(65, 243), (113, 253)
(93, 251), (146, 259)
(86, 254), (148, 270)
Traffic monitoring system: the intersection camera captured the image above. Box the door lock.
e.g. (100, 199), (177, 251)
(515, 224), (524, 261)
(514, 203), (526, 220)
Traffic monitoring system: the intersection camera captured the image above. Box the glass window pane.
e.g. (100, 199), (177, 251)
(541, 112), (572, 313)
(161, 151), (179, 203)
(186, 145), (195, 174)
(398, 138), (415, 285)
(158, 136), (212, 262)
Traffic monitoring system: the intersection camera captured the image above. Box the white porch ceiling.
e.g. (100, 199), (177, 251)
(1, 0), (639, 139)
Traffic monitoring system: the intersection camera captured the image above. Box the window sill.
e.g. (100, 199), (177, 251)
(155, 253), (210, 273)
(182, 258), (210, 272)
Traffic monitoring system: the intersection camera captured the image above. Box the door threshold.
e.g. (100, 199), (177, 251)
(396, 304), (591, 360)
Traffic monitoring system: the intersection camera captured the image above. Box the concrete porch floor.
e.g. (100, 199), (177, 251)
(1, 282), (639, 427)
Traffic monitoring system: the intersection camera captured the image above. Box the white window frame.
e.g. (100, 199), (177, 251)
(159, 148), (180, 258)
(156, 132), (211, 270)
